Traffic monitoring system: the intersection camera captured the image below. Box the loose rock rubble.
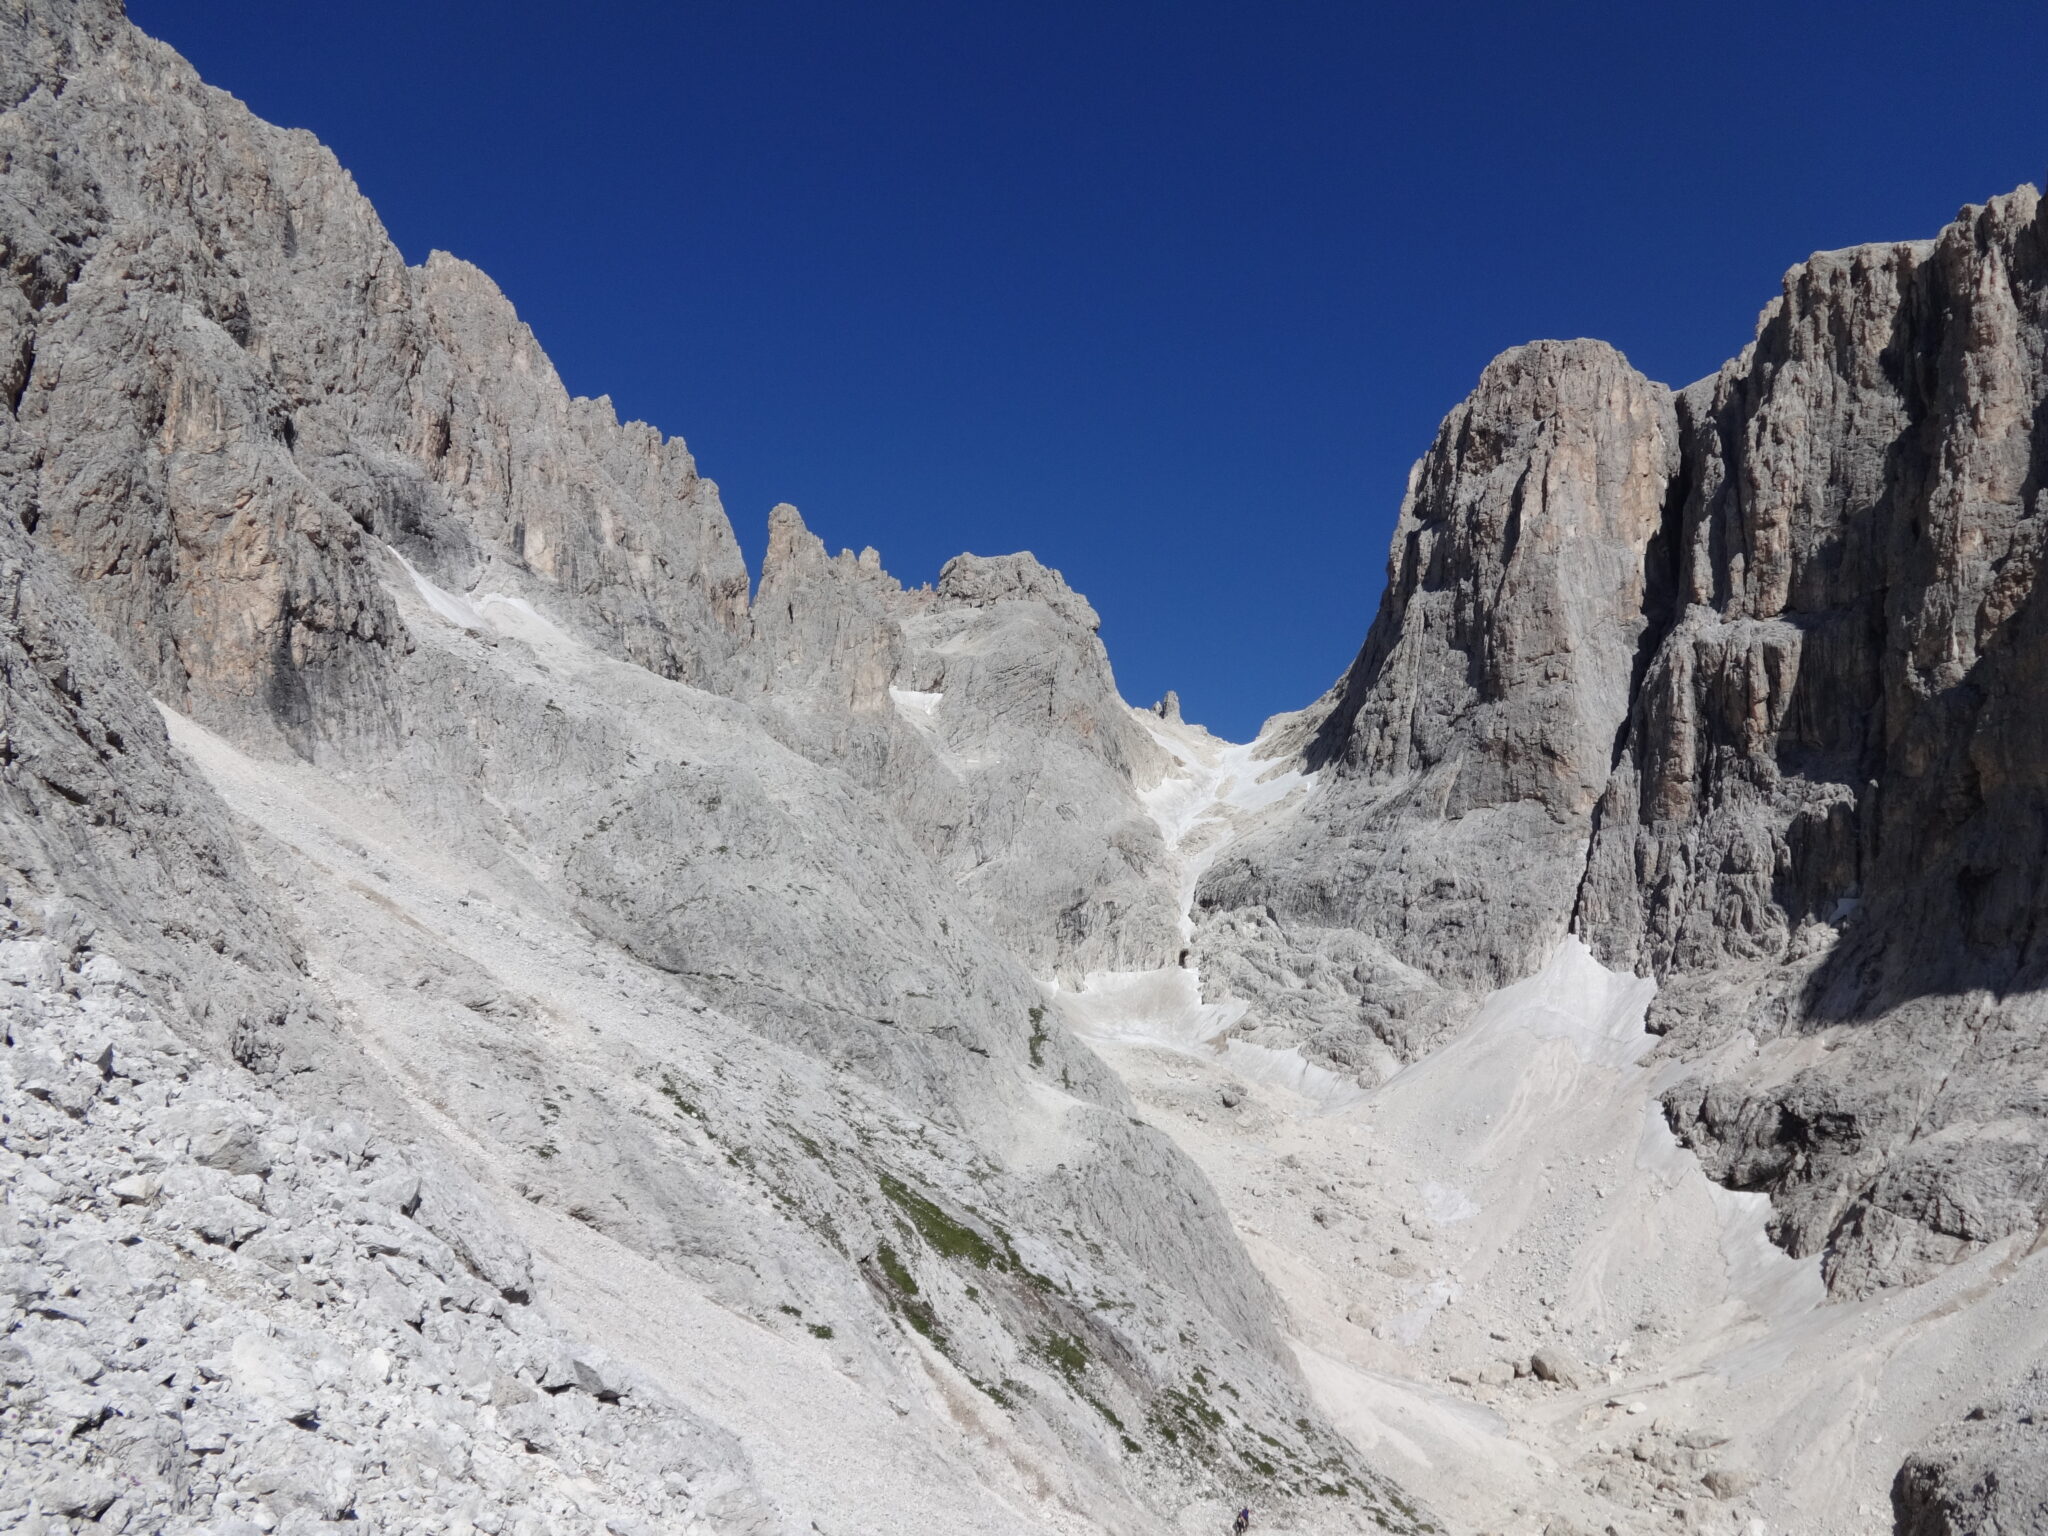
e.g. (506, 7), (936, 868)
(0, 933), (785, 1536)
(5, 0), (2048, 1530)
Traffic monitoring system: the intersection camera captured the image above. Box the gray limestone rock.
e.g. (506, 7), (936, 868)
(24, 0), (2048, 1524)
(1578, 187), (2048, 1295)
(0, 2), (1418, 1529)
(1893, 1368), (2048, 1536)
(1197, 338), (1678, 1061)
(1194, 187), (2048, 1303)
(1528, 1347), (1584, 1389)
(737, 503), (1178, 979)
(0, 454), (314, 1071)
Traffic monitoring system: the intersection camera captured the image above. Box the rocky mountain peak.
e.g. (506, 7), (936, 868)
(936, 550), (1102, 631)
(5, 3), (2048, 1532)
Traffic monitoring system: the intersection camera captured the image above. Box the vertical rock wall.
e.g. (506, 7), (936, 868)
(1196, 188), (2048, 1306)
(1196, 338), (1678, 1056)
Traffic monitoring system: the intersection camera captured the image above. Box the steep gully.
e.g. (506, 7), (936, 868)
(1054, 708), (2048, 1535)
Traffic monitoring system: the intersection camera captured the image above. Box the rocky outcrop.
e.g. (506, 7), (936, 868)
(890, 552), (1177, 979)
(0, 485), (311, 1069)
(1581, 187), (2048, 1296)
(1, 939), (791, 1535)
(1197, 189), (2048, 1305)
(0, 3), (1415, 1530)
(1196, 339), (1678, 1057)
(739, 505), (1178, 979)
(1892, 1367), (2048, 1536)
(16, 0), (2048, 1527)
(1, 0), (749, 766)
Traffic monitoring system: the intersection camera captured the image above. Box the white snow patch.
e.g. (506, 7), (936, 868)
(385, 546), (584, 661)
(1216, 1038), (1368, 1111)
(1420, 1181), (1479, 1226)
(1053, 712), (1361, 1109)
(1292, 1339), (1530, 1482)
(1055, 963), (1364, 1111)
(1377, 1276), (1463, 1345)
(1133, 712), (1314, 928)
(888, 687), (944, 718)
(389, 547), (487, 631)
(1056, 964), (1247, 1053)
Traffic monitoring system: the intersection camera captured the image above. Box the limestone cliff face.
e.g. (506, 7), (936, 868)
(895, 552), (1178, 980)
(740, 506), (1178, 979)
(1, 0), (749, 766)
(1197, 339), (1678, 1056)
(17, 0), (2048, 1524)
(1581, 188), (2048, 1298)
(1200, 187), (2048, 1310)
(0, 493), (311, 1067)
(0, 4), (1401, 1531)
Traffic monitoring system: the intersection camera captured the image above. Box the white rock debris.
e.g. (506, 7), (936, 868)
(3, 2), (2048, 1533)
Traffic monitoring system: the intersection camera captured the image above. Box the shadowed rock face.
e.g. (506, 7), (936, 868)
(1176, 200), (2048, 1517)
(1581, 197), (2048, 1002)
(1582, 189), (2048, 1300)
(2, 17), (756, 753)
(0, 486), (312, 1068)
(1892, 1367), (2048, 1536)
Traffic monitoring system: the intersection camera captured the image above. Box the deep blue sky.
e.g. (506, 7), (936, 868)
(132, 1), (2046, 739)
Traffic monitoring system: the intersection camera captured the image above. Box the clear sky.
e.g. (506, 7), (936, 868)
(131, 0), (2046, 740)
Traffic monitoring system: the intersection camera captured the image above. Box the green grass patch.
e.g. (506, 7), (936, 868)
(658, 1073), (705, 1121)
(966, 1375), (1016, 1408)
(878, 1173), (1004, 1269)
(1147, 1384), (1226, 1450)
(1027, 1005), (1050, 1068)
(1081, 1390), (1126, 1432)
(872, 1238), (945, 1345)
(1030, 1332), (1091, 1378)
(876, 1238), (919, 1296)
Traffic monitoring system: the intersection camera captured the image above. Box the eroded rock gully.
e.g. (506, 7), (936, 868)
(5, 1), (2048, 1532)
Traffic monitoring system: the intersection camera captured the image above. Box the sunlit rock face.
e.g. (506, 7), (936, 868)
(8, 0), (2048, 1529)
(1195, 338), (1680, 1063)
(0, 3), (1412, 1531)
(1183, 206), (2048, 1536)
(1197, 187), (2048, 1302)
(1177, 192), (2048, 1519)
(1573, 194), (2048, 1308)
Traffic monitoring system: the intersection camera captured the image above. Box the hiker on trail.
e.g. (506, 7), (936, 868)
(1232, 1508), (1251, 1535)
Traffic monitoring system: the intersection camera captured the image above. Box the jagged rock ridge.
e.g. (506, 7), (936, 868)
(0, 3), (1419, 1533)
(7, 0), (2048, 1530)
